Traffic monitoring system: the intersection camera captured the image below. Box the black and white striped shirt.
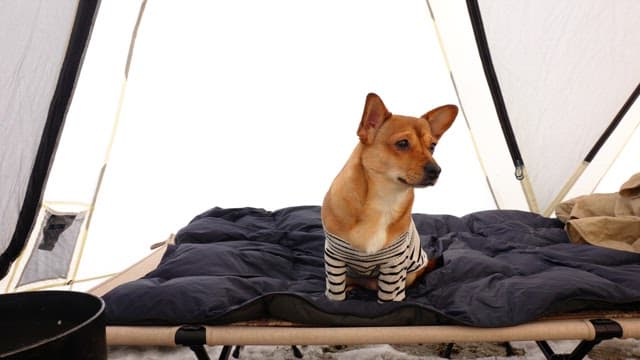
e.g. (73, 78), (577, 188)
(324, 221), (427, 302)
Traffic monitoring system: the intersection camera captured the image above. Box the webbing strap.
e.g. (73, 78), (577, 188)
(590, 319), (623, 340)
(175, 325), (206, 345)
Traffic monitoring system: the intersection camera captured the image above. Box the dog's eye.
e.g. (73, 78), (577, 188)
(429, 143), (436, 153)
(395, 139), (410, 150)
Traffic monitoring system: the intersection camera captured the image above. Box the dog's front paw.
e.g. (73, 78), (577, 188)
(377, 291), (406, 303)
(325, 290), (346, 301)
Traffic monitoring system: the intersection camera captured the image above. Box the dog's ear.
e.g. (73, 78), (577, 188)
(357, 93), (391, 144)
(422, 104), (458, 140)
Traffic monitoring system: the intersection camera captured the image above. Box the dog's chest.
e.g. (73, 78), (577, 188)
(358, 199), (406, 253)
(363, 212), (393, 254)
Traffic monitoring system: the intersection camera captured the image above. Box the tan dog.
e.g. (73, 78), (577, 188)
(321, 93), (457, 302)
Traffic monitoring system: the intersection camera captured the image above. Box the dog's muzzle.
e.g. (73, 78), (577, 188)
(421, 163), (441, 186)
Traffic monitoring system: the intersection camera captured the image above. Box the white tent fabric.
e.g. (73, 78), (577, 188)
(593, 111), (640, 193)
(0, 0), (102, 292)
(429, 0), (640, 215)
(0, 1), (142, 292)
(0, 0), (80, 267)
(478, 0), (640, 214)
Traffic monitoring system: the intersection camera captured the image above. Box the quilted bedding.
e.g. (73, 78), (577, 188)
(103, 206), (640, 327)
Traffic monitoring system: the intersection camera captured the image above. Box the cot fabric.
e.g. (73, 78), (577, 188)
(324, 220), (427, 302)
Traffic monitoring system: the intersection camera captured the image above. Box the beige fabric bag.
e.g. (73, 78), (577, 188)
(555, 173), (640, 253)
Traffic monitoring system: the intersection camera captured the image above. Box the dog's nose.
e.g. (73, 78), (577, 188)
(424, 163), (441, 180)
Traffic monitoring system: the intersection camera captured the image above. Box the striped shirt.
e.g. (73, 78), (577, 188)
(324, 220), (427, 302)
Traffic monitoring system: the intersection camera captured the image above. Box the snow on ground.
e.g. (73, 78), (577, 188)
(108, 339), (640, 359)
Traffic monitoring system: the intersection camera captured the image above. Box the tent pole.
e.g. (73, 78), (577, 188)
(543, 162), (588, 217)
(68, 81), (126, 289)
(591, 121), (640, 194)
(518, 167), (539, 214)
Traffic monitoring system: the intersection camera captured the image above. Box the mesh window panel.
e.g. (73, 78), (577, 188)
(17, 209), (87, 287)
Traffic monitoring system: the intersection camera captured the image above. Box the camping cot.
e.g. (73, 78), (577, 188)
(88, 206), (640, 360)
(2, 0), (640, 359)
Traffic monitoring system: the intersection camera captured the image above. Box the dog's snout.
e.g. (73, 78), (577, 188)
(425, 163), (441, 180)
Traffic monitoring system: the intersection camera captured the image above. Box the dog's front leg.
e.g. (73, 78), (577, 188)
(324, 255), (347, 301)
(378, 262), (408, 302)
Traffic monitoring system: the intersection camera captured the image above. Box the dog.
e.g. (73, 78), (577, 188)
(321, 93), (457, 302)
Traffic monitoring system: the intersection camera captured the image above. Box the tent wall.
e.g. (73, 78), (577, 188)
(0, 0), (99, 278)
(473, 0), (640, 214)
(2, 1), (144, 292)
(429, 0), (640, 214)
(427, 0), (528, 211)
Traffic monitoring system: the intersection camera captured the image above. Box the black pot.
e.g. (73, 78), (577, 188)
(0, 291), (106, 359)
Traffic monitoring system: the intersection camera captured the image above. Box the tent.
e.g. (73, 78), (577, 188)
(2, 0), (640, 358)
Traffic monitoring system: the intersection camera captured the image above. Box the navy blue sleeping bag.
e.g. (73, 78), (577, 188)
(103, 206), (640, 327)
